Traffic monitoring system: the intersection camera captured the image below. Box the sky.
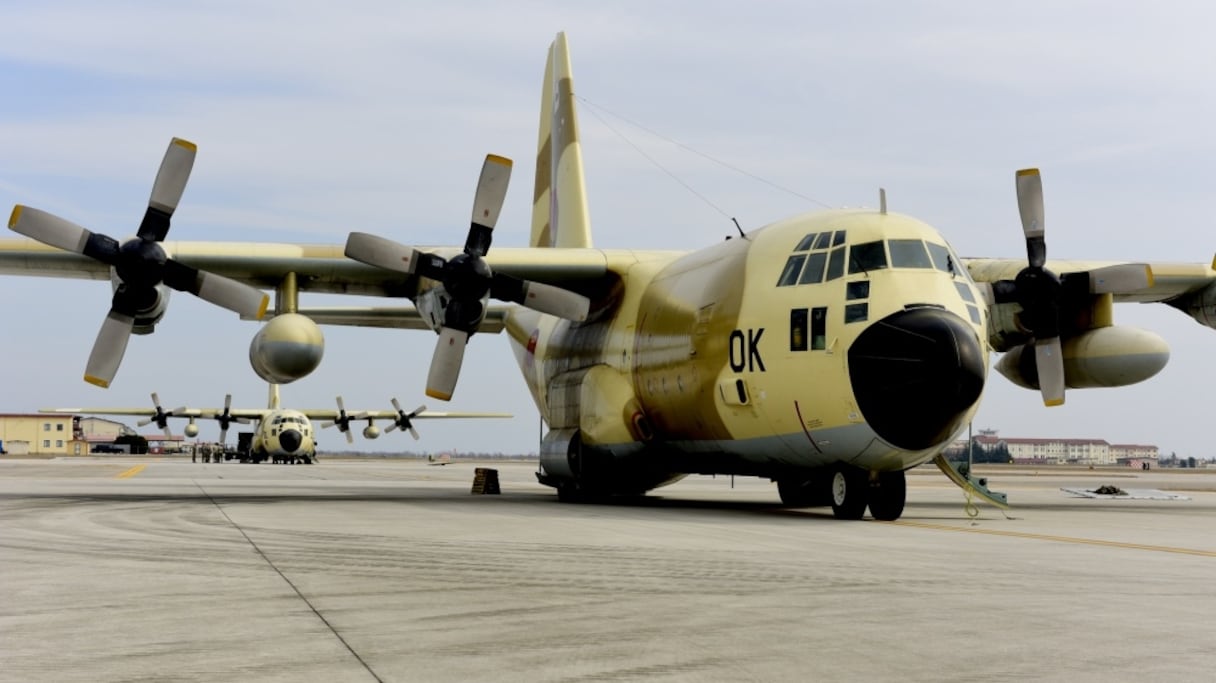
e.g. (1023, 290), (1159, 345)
(1, 1), (1214, 458)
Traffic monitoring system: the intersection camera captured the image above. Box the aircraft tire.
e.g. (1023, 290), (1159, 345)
(867, 470), (907, 521)
(830, 466), (868, 520)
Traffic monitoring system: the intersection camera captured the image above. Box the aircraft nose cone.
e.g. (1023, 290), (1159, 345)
(279, 429), (303, 453)
(848, 307), (985, 451)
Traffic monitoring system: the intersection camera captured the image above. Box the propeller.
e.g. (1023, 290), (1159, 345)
(320, 396), (363, 444)
(136, 392), (186, 439)
(345, 154), (591, 400)
(386, 399), (426, 440)
(8, 138), (270, 388)
(214, 393), (250, 446)
(991, 168), (1152, 407)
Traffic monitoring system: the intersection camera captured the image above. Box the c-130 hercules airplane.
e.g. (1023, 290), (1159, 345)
(43, 387), (509, 464)
(4, 33), (1216, 520)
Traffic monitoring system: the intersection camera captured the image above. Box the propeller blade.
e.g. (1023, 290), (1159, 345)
(344, 429), (354, 444)
(344, 232), (424, 274)
(219, 425), (230, 447)
(465, 155), (513, 257)
(84, 310), (135, 388)
(195, 270), (269, 319)
(1034, 337), (1066, 407)
(496, 277), (590, 321)
(407, 424), (420, 441)
(1085, 263), (1152, 294)
(9, 206), (91, 253)
(140, 138), (197, 241)
(426, 327), (469, 401)
(1015, 168), (1046, 269)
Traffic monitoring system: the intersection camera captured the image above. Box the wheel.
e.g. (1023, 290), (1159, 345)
(867, 470), (907, 521)
(831, 466), (869, 520)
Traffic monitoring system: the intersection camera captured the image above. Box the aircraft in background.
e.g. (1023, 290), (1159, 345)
(43, 387), (510, 464)
(6, 32), (1216, 519)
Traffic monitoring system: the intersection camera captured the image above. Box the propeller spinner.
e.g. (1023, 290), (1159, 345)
(135, 392), (186, 440)
(992, 168), (1152, 406)
(345, 154), (591, 400)
(8, 138), (270, 388)
(215, 393), (250, 446)
(386, 399), (426, 440)
(320, 396), (363, 444)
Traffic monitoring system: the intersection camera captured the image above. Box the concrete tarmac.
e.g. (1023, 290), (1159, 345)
(1, 458), (1214, 682)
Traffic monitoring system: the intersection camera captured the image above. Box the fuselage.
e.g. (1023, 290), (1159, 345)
(507, 209), (989, 490)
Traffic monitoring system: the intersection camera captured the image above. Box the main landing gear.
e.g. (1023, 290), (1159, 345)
(830, 466), (906, 521)
(781, 465), (907, 521)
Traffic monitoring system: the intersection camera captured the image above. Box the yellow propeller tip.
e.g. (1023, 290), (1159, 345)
(1016, 168), (1040, 177)
(8, 205), (22, 229)
(425, 388), (453, 401)
(171, 138), (198, 152)
(256, 295), (270, 320)
(486, 154), (513, 168)
(1044, 398), (1064, 407)
(84, 375), (111, 388)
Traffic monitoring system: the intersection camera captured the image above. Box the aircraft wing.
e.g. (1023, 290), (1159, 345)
(295, 408), (511, 421)
(0, 238), (618, 297)
(270, 305), (510, 333)
(40, 406), (272, 420)
(964, 257), (1216, 304)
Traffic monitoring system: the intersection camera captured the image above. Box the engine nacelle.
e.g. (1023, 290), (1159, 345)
(112, 274), (170, 335)
(249, 313), (325, 384)
(415, 284), (490, 332)
(184, 421), (199, 438)
(1168, 280), (1216, 329)
(996, 326), (1169, 390)
(363, 424), (381, 439)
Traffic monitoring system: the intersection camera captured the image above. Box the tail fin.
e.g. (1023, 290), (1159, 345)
(267, 383), (281, 410)
(530, 32), (593, 249)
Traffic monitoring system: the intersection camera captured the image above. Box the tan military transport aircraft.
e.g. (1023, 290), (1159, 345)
(4, 33), (1215, 519)
(43, 386), (509, 464)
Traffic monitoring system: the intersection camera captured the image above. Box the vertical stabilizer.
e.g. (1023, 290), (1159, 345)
(267, 383), (281, 410)
(530, 32), (593, 249)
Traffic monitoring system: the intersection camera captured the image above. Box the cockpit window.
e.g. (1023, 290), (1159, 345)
(778, 230), (847, 287)
(888, 239), (933, 269)
(778, 254), (806, 286)
(849, 240), (887, 274)
(825, 246), (846, 281)
(926, 242), (954, 274)
(798, 252), (828, 285)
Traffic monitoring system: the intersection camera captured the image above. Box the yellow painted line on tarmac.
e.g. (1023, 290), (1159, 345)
(892, 520), (1216, 558)
(115, 464), (146, 479)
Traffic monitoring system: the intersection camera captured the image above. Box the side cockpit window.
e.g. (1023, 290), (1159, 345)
(779, 230), (848, 286)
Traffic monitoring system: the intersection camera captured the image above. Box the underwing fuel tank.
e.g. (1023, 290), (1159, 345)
(248, 313), (324, 384)
(996, 326), (1169, 390)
